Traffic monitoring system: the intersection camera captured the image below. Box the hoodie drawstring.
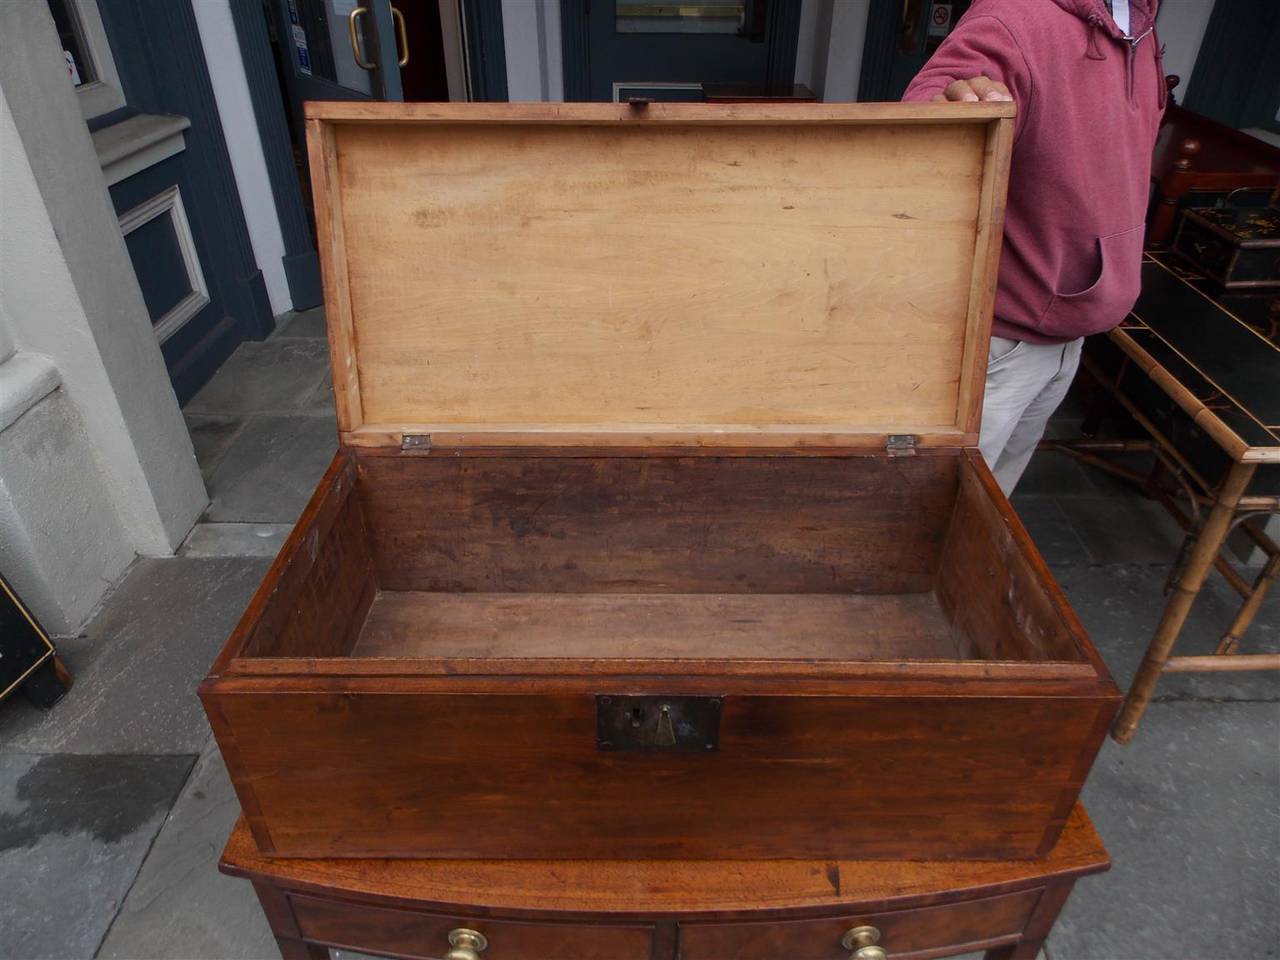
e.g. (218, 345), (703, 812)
(1085, 15), (1107, 60)
(1154, 38), (1168, 109)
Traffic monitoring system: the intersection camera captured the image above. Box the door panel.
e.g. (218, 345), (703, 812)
(586, 0), (773, 101)
(883, 0), (972, 101)
(271, 0), (403, 117)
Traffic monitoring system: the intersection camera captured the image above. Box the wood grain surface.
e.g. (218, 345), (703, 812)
(355, 454), (957, 595)
(936, 459), (1081, 662)
(305, 104), (1013, 444)
(352, 591), (962, 661)
(209, 687), (1109, 860)
(219, 803), (1106, 917)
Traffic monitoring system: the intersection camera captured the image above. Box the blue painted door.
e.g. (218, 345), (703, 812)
(272, 0), (404, 121)
(89, 0), (276, 404)
(588, 1), (772, 101)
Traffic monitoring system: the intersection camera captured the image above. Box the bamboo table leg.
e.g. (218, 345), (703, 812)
(1215, 549), (1280, 655)
(1112, 460), (1258, 742)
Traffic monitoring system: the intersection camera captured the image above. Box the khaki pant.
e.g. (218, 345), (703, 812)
(980, 335), (1083, 496)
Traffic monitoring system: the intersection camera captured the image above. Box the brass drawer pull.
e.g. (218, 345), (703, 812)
(842, 925), (888, 960)
(444, 928), (488, 960)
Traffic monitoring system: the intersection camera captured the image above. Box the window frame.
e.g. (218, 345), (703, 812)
(56, 0), (126, 119)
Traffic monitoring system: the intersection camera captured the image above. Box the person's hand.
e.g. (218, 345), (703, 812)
(932, 76), (1012, 102)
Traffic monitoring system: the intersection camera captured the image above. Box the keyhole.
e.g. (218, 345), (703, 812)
(655, 704), (677, 747)
(629, 707), (644, 728)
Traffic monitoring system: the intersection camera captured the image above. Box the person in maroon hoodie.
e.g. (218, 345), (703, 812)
(904, 0), (1166, 494)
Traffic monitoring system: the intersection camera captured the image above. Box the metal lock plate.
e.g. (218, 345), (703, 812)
(596, 695), (721, 752)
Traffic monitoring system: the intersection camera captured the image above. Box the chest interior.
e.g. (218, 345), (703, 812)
(233, 448), (1086, 667)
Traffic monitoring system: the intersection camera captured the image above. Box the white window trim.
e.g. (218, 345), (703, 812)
(118, 186), (210, 344)
(92, 113), (191, 186)
(611, 81), (702, 102)
(66, 0), (126, 119)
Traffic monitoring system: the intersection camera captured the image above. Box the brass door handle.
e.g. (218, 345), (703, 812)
(348, 7), (374, 70)
(842, 925), (888, 960)
(443, 928), (488, 960)
(349, 6), (408, 70)
(391, 5), (409, 67)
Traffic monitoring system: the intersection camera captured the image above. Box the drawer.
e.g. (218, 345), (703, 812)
(677, 888), (1041, 960)
(288, 893), (653, 960)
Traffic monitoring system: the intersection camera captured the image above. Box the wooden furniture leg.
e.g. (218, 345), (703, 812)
(1146, 138), (1199, 248)
(983, 878), (1075, 960)
(21, 655), (72, 708)
(252, 880), (329, 960)
(1113, 460), (1257, 742)
(273, 939), (328, 960)
(1215, 549), (1280, 655)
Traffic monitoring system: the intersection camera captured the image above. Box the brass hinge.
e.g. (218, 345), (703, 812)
(401, 433), (432, 453)
(885, 434), (918, 457)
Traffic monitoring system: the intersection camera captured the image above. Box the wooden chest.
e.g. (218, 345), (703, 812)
(201, 102), (1120, 862)
(1172, 204), (1280, 289)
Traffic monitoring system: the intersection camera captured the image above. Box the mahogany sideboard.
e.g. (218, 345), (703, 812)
(222, 803), (1109, 960)
(1147, 104), (1280, 249)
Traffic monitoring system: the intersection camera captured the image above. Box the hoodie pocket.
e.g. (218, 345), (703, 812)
(1038, 225), (1145, 339)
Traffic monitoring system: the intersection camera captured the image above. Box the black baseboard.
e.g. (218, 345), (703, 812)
(241, 267), (276, 340)
(167, 313), (242, 407)
(282, 250), (323, 310)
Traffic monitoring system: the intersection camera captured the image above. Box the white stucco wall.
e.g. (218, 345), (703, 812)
(820, 0), (872, 101)
(0, 377), (134, 634)
(0, 4), (207, 626)
(0, 310), (14, 363)
(1157, 0), (1217, 100)
(794, 0), (827, 91)
(0, 297), (132, 634)
(793, 0), (873, 102)
(191, 0), (293, 314)
(503, 0), (563, 101)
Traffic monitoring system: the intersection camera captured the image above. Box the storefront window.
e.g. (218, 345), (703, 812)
(45, 0), (96, 86)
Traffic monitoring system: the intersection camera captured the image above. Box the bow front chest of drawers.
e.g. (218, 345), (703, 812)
(201, 102), (1120, 866)
(222, 804), (1109, 960)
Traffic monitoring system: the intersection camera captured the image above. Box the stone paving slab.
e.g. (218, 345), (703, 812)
(0, 557), (269, 754)
(180, 522), (292, 559)
(0, 753), (194, 960)
(1055, 562), (1280, 702)
(1051, 702), (1280, 960)
(1011, 496), (1094, 565)
(185, 414), (247, 483)
(205, 414), (337, 524)
(273, 307), (327, 339)
(1016, 450), (1106, 498)
(1055, 495), (1189, 565)
(303, 369), (336, 418)
(98, 739), (276, 960)
(185, 339), (330, 418)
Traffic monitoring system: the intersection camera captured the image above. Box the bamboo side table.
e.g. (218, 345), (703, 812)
(222, 804), (1109, 960)
(1054, 253), (1280, 742)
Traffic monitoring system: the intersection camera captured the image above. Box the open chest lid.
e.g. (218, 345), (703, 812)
(305, 102), (1014, 452)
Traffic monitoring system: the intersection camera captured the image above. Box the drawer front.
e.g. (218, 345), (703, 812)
(289, 894), (653, 960)
(678, 888), (1040, 960)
